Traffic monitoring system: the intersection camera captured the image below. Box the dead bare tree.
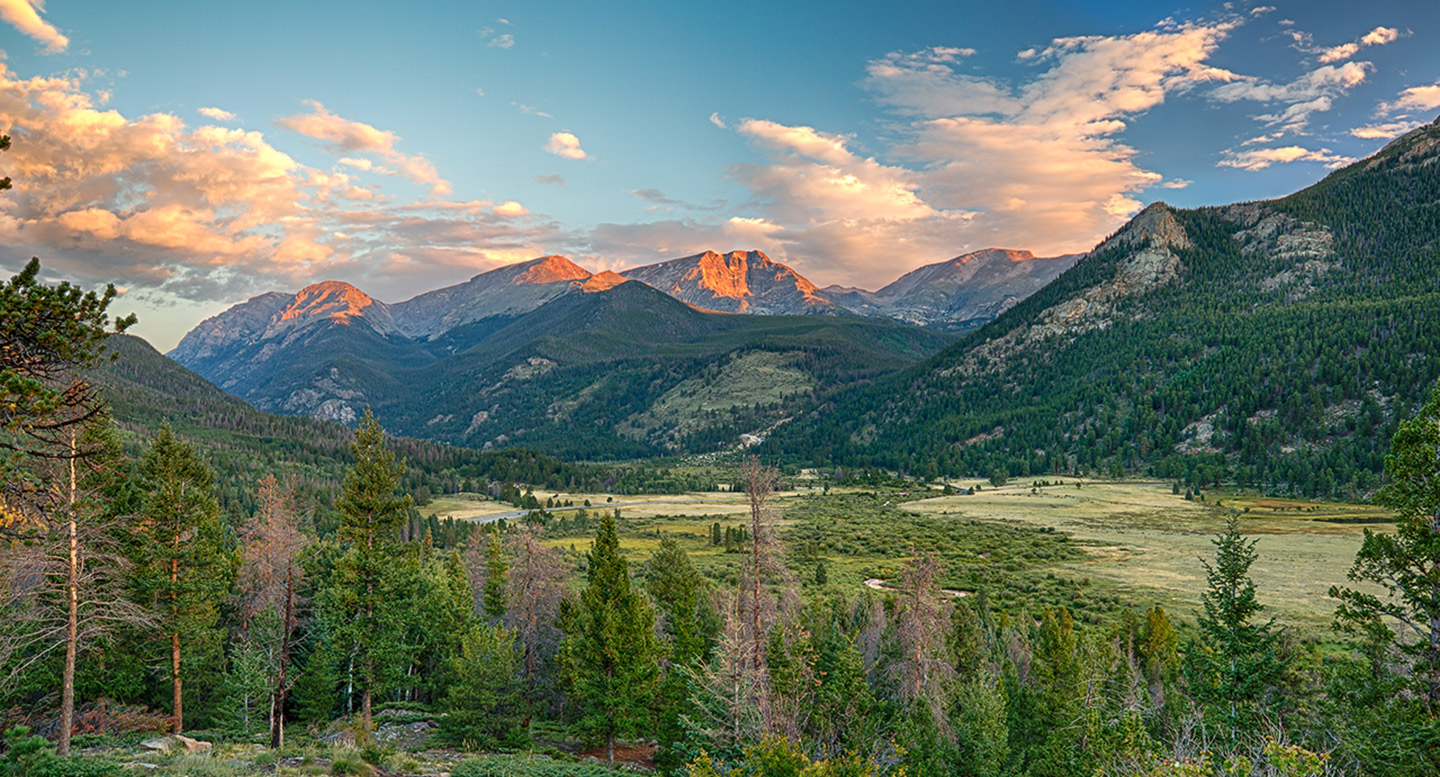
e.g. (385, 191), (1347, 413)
(891, 551), (955, 730)
(502, 525), (567, 712)
(235, 475), (309, 748)
(0, 423), (150, 755)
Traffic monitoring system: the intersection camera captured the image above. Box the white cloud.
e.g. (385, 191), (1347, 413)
(1209, 61), (1370, 131)
(1379, 83), (1440, 115)
(692, 18), (1242, 285)
(544, 131), (588, 160)
(197, 107), (236, 122)
(1361, 26), (1401, 46)
(0, 0), (67, 53)
(708, 112), (727, 129)
(1317, 43), (1359, 64)
(1218, 145), (1353, 170)
(488, 34), (515, 49)
(1349, 121), (1422, 139)
(276, 100), (451, 195)
(492, 201), (529, 217)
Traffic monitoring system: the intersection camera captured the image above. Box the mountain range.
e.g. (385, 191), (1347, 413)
(160, 113), (1440, 496)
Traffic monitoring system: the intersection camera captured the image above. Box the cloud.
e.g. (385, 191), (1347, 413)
(488, 34), (514, 49)
(1361, 26), (1401, 46)
(1209, 61), (1370, 131)
(629, 187), (725, 213)
(1349, 121), (1422, 139)
(1317, 43), (1358, 64)
(276, 100), (451, 195)
(0, 0), (67, 53)
(544, 131), (587, 160)
(198, 106), (236, 122)
(689, 18), (1242, 286)
(513, 102), (553, 118)
(1290, 23), (1403, 65)
(1379, 83), (1440, 115)
(709, 112), (726, 129)
(534, 173), (564, 186)
(0, 62), (565, 317)
(1218, 145), (1353, 170)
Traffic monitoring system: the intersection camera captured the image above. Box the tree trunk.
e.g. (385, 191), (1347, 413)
(171, 630), (183, 733)
(271, 566), (294, 749)
(58, 435), (78, 756)
(606, 732), (615, 768)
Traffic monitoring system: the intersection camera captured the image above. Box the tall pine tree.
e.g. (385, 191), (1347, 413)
(132, 423), (231, 733)
(331, 410), (411, 736)
(559, 510), (660, 766)
(1184, 517), (1283, 746)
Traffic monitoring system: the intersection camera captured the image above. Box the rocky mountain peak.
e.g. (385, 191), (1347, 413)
(620, 249), (832, 314)
(950, 248), (1036, 266)
(280, 281), (379, 324)
(1099, 202), (1190, 252)
(510, 255), (593, 285)
(576, 271), (627, 292)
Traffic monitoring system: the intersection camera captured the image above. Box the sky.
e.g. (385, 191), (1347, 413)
(0, 0), (1438, 351)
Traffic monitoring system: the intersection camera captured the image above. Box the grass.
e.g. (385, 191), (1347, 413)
(904, 479), (1392, 628)
(497, 477), (1389, 632)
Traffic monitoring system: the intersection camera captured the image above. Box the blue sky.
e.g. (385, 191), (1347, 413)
(0, 0), (1437, 349)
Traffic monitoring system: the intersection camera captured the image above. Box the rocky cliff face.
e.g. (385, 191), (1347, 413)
(619, 250), (836, 314)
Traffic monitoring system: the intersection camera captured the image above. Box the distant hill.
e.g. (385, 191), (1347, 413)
(90, 334), (604, 511)
(769, 115), (1440, 498)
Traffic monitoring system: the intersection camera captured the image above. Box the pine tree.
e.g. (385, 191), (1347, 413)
(132, 423), (232, 733)
(331, 409), (411, 736)
(1184, 517), (1283, 745)
(558, 510), (660, 766)
(439, 623), (527, 750)
(1333, 378), (1440, 716)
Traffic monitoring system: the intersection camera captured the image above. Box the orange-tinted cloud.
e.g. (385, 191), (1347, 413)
(0, 0), (67, 54)
(686, 19), (1235, 287)
(544, 131), (588, 160)
(276, 100), (451, 195)
(0, 63), (562, 311)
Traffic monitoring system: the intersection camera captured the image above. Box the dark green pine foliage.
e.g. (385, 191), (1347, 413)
(645, 537), (721, 775)
(559, 510), (661, 766)
(132, 423), (232, 732)
(1184, 517), (1284, 745)
(439, 623), (529, 750)
(1330, 379), (1440, 772)
(331, 409), (412, 733)
(482, 530), (508, 621)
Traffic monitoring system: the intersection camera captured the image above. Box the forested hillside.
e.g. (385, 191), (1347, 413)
(90, 335), (720, 517)
(771, 116), (1440, 498)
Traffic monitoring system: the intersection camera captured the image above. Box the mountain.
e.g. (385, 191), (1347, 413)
(821, 248), (1081, 331)
(619, 249), (837, 314)
(770, 115), (1440, 498)
(168, 272), (953, 458)
(393, 255), (594, 339)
